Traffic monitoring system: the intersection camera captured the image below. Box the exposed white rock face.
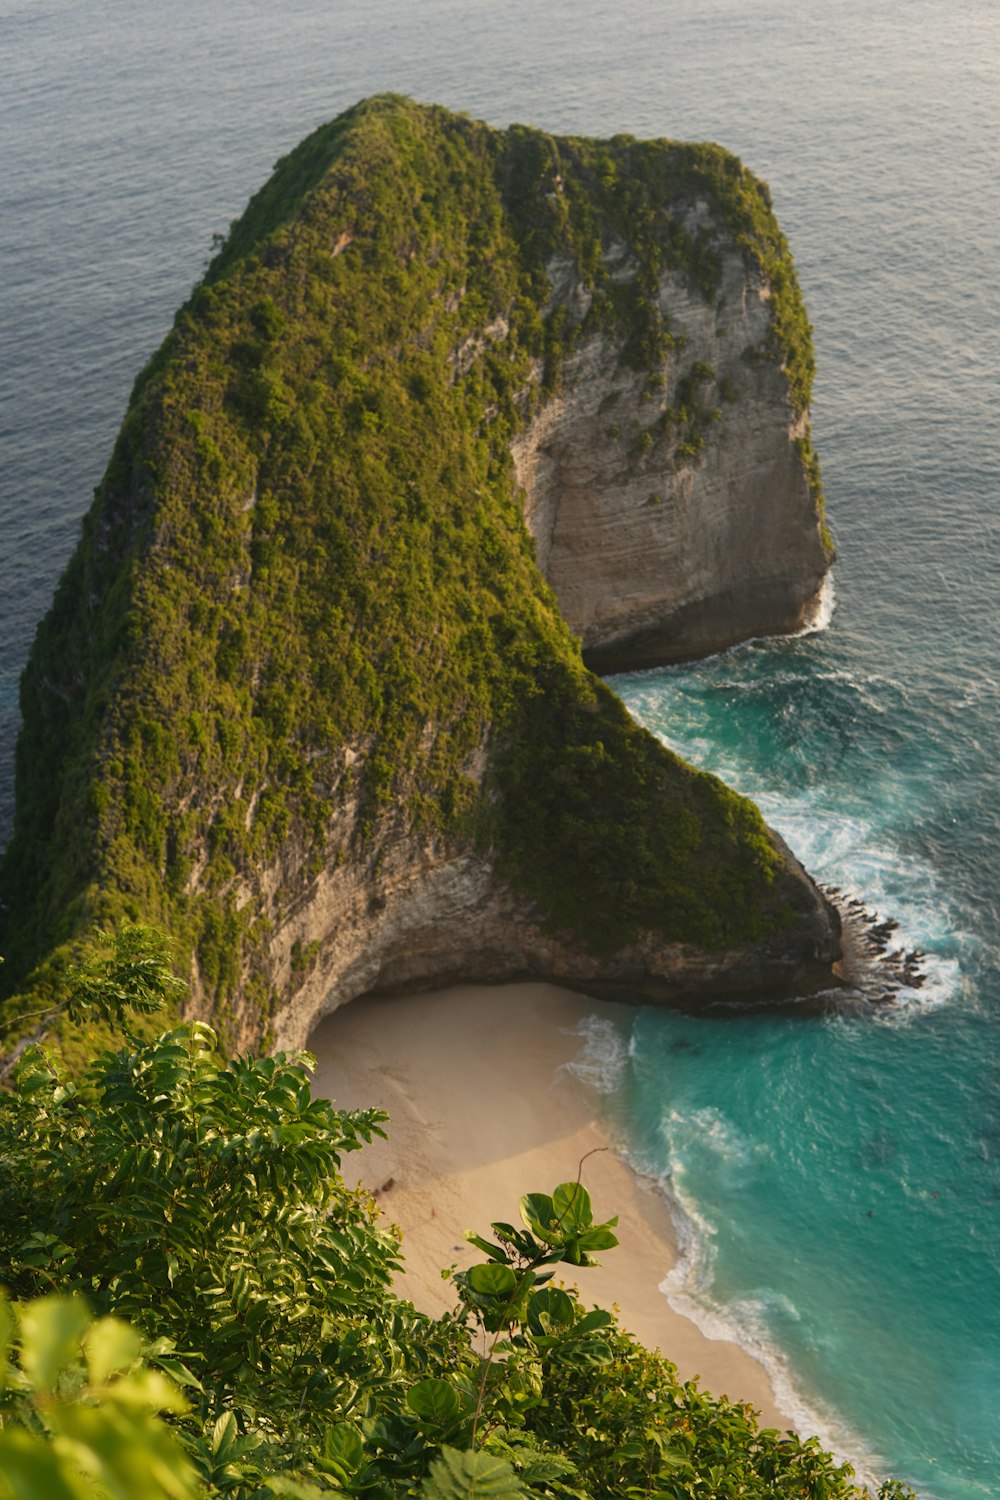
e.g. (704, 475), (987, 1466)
(512, 237), (830, 671)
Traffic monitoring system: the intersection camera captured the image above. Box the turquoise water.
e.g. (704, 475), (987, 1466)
(605, 639), (998, 1496)
(3, 0), (999, 1493)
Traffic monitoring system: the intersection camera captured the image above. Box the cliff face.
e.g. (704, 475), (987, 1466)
(0, 96), (840, 1051)
(264, 789), (837, 1053)
(514, 235), (830, 670)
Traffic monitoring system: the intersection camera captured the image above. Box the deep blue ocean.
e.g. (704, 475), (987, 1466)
(2, 1), (998, 1494)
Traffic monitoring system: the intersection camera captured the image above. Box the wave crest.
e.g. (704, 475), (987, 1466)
(560, 1012), (630, 1094)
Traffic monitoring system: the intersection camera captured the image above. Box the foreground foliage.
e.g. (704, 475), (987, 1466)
(0, 930), (914, 1499)
(0, 1293), (198, 1500)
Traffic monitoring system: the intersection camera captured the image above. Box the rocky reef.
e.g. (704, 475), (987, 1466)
(0, 95), (840, 1052)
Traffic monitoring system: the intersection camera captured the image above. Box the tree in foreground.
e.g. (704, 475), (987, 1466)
(0, 926), (915, 1499)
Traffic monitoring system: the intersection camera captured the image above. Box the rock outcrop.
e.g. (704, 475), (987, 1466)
(515, 237), (830, 670)
(267, 797), (838, 1053)
(0, 96), (841, 1053)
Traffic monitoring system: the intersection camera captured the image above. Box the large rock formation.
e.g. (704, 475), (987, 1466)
(0, 96), (840, 1052)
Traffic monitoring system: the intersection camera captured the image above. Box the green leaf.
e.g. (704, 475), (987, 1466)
(407, 1378), (462, 1424)
(17, 1295), (90, 1395)
(149, 1355), (205, 1394)
(84, 1317), (142, 1385)
(47, 1404), (199, 1499)
(212, 1410), (238, 1458)
(552, 1182), (593, 1232)
(570, 1308), (614, 1335)
(100, 1367), (188, 1414)
(518, 1194), (556, 1242)
(526, 1287), (575, 1333)
(321, 1422), (364, 1473)
(517, 1455), (577, 1485)
(576, 1226), (619, 1252)
(462, 1232), (510, 1264)
(263, 1479), (328, 1498)
(0, 1431), (88, 1500)
(466, 1263), (518, 1298)
(0, 1295), (15, 1389)
(420, 1447), (525, 1500)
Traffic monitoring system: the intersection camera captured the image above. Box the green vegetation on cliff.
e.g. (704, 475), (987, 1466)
(0, 95), (827, 1039)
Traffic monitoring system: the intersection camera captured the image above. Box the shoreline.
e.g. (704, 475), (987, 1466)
(308, 981), (796, 1431)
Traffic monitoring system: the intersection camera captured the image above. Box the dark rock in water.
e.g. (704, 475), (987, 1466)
(829, 892), (928, 1011)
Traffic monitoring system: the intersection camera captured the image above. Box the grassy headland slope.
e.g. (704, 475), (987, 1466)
(0, 96), (839, 1051)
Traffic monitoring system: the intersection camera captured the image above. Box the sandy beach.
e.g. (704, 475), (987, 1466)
(309, 981), (793, 1430)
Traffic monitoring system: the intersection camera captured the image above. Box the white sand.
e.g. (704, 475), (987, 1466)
(309, 981), (794, 1430)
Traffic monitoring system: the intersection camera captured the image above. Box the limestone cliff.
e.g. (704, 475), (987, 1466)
(265, 795), (836, 1053)
(0, 96), (840, 1053)
(514, 236), (830, 670)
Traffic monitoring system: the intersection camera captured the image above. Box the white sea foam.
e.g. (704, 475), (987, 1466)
(653, 702), (965, 1020)
(560, 1013), (630, 1094)
(640, 736), (967, 1021)
(663, 1104), (765, 1170)
(763, 801), (966, 1017)
(629, 1145), (892, 1495)
(647, 718), (967, 1018)
(794, 570), (838, 636)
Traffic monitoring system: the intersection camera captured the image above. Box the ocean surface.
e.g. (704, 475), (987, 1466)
(2, 1), (998, 1494)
